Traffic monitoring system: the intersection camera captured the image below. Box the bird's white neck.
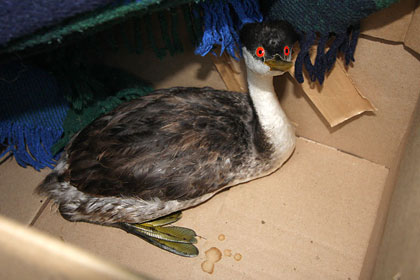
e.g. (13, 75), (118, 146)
(246, 68), (296, 161)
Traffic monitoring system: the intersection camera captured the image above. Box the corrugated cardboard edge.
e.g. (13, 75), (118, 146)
(292, 60), (377, 127)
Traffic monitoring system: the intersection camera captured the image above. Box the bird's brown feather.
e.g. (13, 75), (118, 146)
(64, 87), (273, 201)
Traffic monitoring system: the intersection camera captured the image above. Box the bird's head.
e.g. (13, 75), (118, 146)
(240, 21), (298, 76)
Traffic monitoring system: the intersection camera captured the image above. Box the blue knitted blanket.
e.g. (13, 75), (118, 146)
(0, 0), (262, 170)
(0, 0), (114, 47)
(0, 63), (68, 170)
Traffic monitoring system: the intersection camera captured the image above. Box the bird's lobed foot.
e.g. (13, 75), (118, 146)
(117, 212), (199, 257)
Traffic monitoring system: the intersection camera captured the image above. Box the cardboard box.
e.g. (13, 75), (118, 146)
(1, 1), (420, 279)
(371, 89), (420, 280)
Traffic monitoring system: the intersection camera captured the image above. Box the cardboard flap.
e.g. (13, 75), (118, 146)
(404, 4), (420, 54)
(361, 0), (418, 42)
(294, 61), (377, 127)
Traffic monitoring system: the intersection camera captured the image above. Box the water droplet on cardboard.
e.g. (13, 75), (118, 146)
(201, 261), (214, 274)
(218, 234), (225, 241)
(234, 253), (242, 261)
(224, 249), (232, 257)
(201, 247), (222, 274)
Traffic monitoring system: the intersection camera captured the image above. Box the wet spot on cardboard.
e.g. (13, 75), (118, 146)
(201, 261), (215, 274)
(201, 247), (222, 274)
(218, 234), (225, 241)
(224, 249), (232, 257)
(234, 253), (242, 261)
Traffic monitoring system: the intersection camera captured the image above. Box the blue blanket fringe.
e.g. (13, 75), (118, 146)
(294, 27), (360, 84)
(0, 62), (68, 170)
(195, 0), (262, 58)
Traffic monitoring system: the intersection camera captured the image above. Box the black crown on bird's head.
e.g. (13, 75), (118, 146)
(240, 21), (298, 75)
(240, 20), (298, 61)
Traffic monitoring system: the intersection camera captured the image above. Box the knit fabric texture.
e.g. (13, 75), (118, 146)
(264, 0), (399, 84)
(0, 63), (68, 170)
(0, 0), (114, 47)
(0, 0), (198, 55)
(0, 58), (153, 169)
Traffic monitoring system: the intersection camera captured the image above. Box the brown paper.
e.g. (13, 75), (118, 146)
(294, 60), (377, 127)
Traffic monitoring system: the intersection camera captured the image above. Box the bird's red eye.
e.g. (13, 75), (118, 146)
(284, 46), (290, 56)
(255, 47), (265, 58)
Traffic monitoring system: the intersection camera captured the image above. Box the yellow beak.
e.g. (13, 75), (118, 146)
(264, 59), (293, 71)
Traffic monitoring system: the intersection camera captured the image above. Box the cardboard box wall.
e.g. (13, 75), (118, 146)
(371, 89), (420, 280)
(1, 1), (420, 279)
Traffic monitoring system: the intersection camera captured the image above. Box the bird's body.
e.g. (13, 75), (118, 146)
(40, 84), (294, 224)
(37, 20), (298, 256)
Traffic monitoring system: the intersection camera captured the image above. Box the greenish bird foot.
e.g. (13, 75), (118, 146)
(116, 212), (199, 257)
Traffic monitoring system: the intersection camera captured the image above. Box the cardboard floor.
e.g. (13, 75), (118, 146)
(1, 21), (420, 280)
(30, 138), (388, 280)
(0, 158), (48, 225)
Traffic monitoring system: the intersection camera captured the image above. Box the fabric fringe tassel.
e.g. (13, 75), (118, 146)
(0, 54), (152, 169)
(0, 124), (64, 170)
(194, 0), (262, 58)
(0, 63), (68, 170)
(294, 26), (360, 84)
